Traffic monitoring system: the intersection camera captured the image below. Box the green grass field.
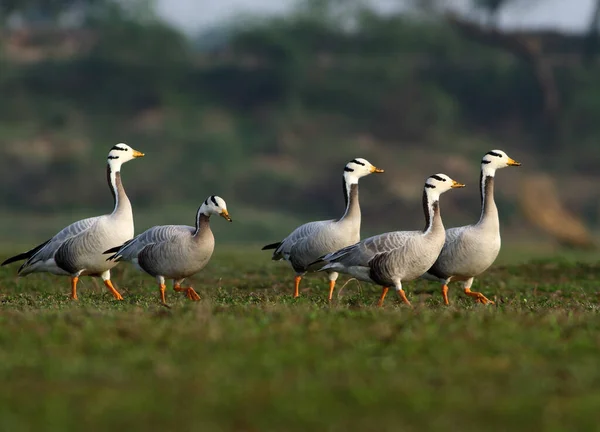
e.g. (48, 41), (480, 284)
(0, 245), (598, 431)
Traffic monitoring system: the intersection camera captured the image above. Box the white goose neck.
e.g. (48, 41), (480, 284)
(478, 165), (499, 226)
(340, 173), (361, 222)
(194, 206), (212, 237)
(422, 188), (442, 235)
(107, 162), (131, 217)
(108, 158), (124, 172)
(343, 171), (360, 186)
(481, 164), (497, 178)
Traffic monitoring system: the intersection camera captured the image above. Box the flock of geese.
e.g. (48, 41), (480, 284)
(1, 144), (520, 307)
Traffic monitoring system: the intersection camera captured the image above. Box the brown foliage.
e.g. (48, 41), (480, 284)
(519, 174), (595, 249)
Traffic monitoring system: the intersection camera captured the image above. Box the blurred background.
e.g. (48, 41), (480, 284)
(1, 0), (599, 250)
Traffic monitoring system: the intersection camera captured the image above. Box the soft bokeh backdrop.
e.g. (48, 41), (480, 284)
(1, 0), (599, 250)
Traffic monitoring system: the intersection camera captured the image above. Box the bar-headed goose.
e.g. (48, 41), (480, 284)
(105, 196), (232, 306)
(316, 174), (465, 306)
(262, 158), (384, 300)
(422, 150), (521, 305)
(1, 144), (144, 300)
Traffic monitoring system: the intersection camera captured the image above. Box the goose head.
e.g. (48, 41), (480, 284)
(343, 158), (384, 184)
(481, 150), (521, 173)
(424, 173), (465, 199)
(107, 143), (145, 170)
(200, 195), (232, 222)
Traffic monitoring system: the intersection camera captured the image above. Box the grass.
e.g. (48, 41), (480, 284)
(0, 245), (598, 431)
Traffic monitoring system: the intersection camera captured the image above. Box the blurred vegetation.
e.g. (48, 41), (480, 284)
(1, 0), (600, 242)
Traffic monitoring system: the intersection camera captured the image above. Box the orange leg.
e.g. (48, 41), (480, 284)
(71, 276), (79, 300)
(174, 284), (201, 301)
(103, 280), (124, 300)
(293, 275), (302, 298)
(377, 287), (389, 307)
(328, 280), (336, 301)
(159, 283), (167, 305)
(396, 289), (412, 306)
(442, 284), (449, 305)
(464, 288), (494, 305)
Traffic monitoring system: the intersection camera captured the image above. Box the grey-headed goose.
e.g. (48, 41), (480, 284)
(262, 158), (383, 300)
(2, 144), (144, 300)
(316, 174), (465, 306)
(422, 150), (521, 305)
(105, 196), (232, 305)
